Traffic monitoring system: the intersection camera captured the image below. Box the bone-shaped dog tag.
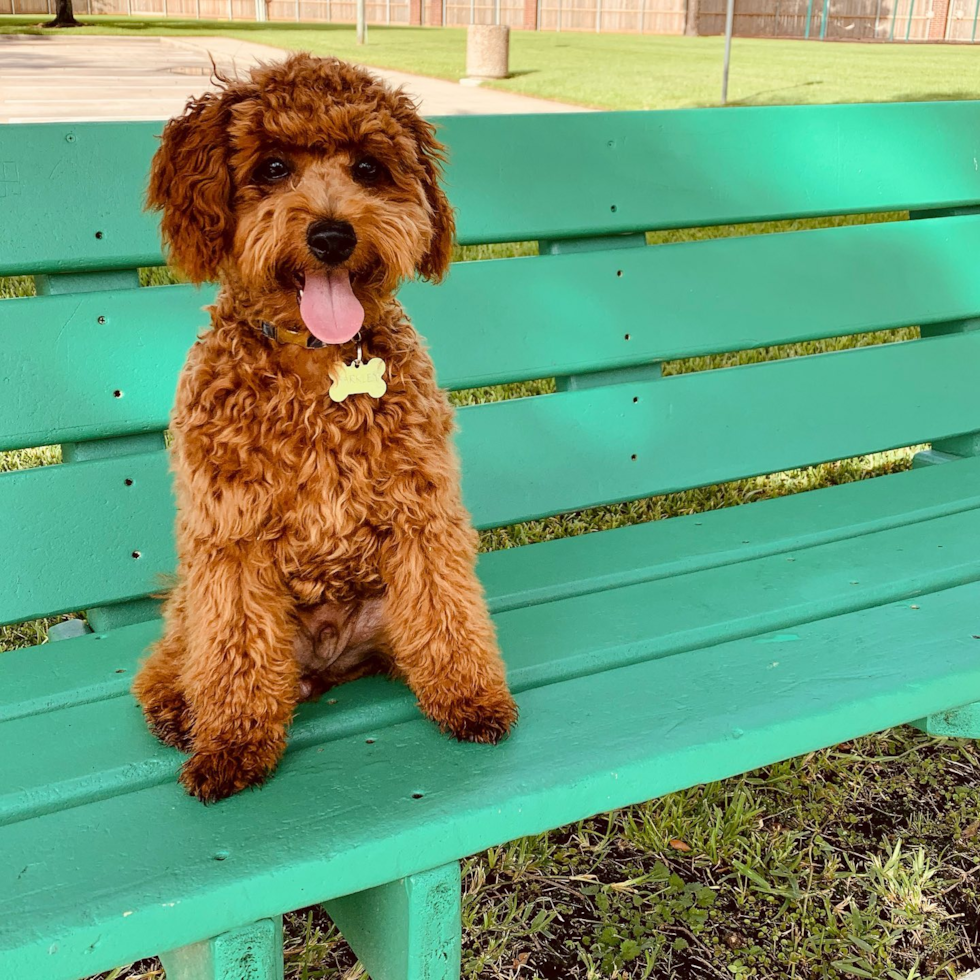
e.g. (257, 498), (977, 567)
(329, 357), (387, 403)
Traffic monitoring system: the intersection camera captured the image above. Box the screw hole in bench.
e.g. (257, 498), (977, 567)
(610, 205), (617, 213)
(113, 390), (123, 399)
(624, 333), (631, 341)
(131, 551), (141, 560)
(95, 231), (104, 240)
(630, 454), (637, 461)
(616, 270), (623, 277)
(124, 478), (133, 486)
(213, 850), (230, 861)
(365, 738), (376, 744)
(411, 792), (424, 800)
(115, 668), (126, 674)
(327, 698), (338, 705)
(97, 316), (106, 325)
(632, 397), (638, 403)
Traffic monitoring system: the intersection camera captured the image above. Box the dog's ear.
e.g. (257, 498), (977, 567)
(412, 119), (456, 283)
(147, 91), (236, 283)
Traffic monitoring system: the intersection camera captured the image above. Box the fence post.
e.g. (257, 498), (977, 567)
(594, 0), (600, 30)
(905, 0), (915, 36)
(873, 0), (880, 33)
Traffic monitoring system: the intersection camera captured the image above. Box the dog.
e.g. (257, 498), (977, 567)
(132, 53), (517, 803)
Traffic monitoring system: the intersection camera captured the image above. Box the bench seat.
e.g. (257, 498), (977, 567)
(4, 455), (980, 979)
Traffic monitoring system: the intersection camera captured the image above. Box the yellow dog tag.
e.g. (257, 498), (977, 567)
(329, 356), (387, 403)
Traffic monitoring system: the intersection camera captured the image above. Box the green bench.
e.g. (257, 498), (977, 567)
(3, 102), (980, 980)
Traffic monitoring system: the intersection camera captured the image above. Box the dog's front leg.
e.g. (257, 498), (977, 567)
(382, 513), (517, 744)
(178, 544), (299, 803)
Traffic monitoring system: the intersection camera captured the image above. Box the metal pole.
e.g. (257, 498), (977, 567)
(556, 0), (561, 29)
(804, 0), (813, 36)
(972, 0), (980, 39)
(640, 0), (646, 32)
(904, 0), (915, 37)
(357, 0), (366, 40)
(819, 0), (829, 36)
(469, 0), (473, 22)
(721, 0), (734, 103)
(386, 0), (390, 22)
(494, 0), (499, 22)
(228, 0), (233, 18)
(873, 0), (880, 34)
(594, 0), (600, 30)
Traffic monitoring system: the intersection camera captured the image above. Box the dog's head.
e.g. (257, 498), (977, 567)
(147, 54), (455, 343)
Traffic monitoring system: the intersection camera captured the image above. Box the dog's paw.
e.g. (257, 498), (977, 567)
(179, 741), (283, 804)
(427, 687), (518, 745)
(141, 694), (194, 753)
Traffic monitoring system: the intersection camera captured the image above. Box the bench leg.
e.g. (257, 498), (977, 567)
(912, 703), (980, 739)
(159, 917), (283, 980)
(324, 862), (461, 980)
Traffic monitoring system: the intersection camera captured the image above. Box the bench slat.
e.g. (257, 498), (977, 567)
(0, 452), (176, 626)
(6, 214), (980, 452)
(5, 457), (978, 720)
(4, 332), (980, 625)
(5, 489), (980, 828)
(458, 331), (980, 528)
(3, 573), (979, 980)
(3, 103), (980, 275)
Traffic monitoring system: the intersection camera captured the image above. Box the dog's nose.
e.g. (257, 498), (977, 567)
(307, 219), (357, 265)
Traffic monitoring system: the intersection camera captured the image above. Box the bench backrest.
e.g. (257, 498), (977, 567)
(3, 103), (980, 628)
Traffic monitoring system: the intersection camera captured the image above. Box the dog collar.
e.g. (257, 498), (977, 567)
(258, 320), (326, 350)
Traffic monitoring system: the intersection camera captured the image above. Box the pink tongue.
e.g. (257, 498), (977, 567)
(299, 270), (364, 345)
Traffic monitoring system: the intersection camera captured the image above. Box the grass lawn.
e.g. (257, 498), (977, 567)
(5, 14), (980, 108)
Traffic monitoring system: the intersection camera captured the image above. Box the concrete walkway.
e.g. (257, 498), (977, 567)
(0, 33), (586, 123)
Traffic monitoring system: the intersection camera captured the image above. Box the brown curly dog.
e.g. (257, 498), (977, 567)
(132, 53), (517, 804)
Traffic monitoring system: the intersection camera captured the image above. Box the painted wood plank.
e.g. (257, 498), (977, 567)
(0, 451), (176, 626)
(5, 499), (980, 826)
(477, 454), (980, 613)
(2, 579), (980, 980)
(5, 457), (979, 727)
(458, 331), (980, 529)
(441, 103), (980, 243)
(4, 104), (980, 275)
(7, 215), (980, 451)
(5, 330), (980, 625)
(159, 918), (284, 980)
(324, 863), (461, 980)
(0, 286), (211, 452)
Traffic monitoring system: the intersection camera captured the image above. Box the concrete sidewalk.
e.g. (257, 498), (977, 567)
(0, 33), (587, 123)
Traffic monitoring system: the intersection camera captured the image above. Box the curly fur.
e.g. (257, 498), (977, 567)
(133, 54), (516, 803)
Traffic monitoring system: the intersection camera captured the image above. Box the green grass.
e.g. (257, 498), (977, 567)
(4, 14), (980, 109)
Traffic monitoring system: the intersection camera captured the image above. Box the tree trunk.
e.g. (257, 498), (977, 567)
(684, 0), (700, 33)
(45, 0), (81, 27)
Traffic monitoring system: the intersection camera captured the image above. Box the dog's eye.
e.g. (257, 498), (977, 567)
(352, 157), (387, 185)
(256, 158), (290, 183)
